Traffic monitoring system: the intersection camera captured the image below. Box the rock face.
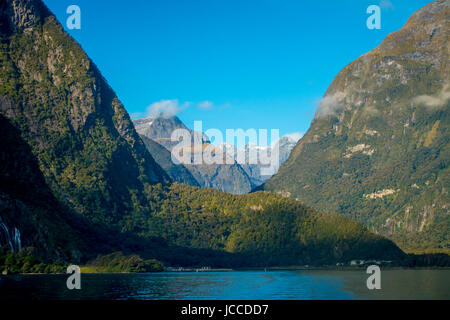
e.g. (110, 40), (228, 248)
(134, 116), (255, 194)
(263, 0), (450, 252)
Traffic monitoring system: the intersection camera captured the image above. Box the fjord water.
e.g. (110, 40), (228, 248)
(1, 270), (449, 300)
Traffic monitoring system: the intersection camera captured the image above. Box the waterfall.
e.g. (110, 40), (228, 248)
(0, 219), (14, 251)
(13, 228), (22, 252)
(0, 217), (22, 253)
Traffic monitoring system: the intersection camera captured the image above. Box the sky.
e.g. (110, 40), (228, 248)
(43, 0), (432, 144)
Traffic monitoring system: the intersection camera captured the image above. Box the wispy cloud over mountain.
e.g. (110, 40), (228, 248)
(412, 84), (450, 109)
(146, 99), (190, 118)
(314, 92), (345, 119)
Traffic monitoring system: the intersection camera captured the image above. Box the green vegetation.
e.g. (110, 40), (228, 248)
(121, 183), (404, 266)
(81, 252), (164, 273)
(0, 247), (66, 274)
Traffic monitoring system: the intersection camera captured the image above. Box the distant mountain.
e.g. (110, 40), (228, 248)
(0, 0), (406, 267)
(262, 0), (450, 252)
(277, 136), (300, 164)
(133, 116), (254, 194)
(134, 115), (209, 150)
(134, 116), (299, 191)
(140, 135), (199, 186)
(240, 136), (299, 187)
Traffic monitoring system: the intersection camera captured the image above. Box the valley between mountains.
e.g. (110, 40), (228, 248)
(0, 0), (448, 273)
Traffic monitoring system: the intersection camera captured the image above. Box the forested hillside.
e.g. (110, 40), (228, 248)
(262, 0), (449, 252)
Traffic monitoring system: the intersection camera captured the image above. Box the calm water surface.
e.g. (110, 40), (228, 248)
(1, 270), (449, 300)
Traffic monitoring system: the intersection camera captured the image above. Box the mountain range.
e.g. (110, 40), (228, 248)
(0, 0), (405, 268)
(133, 115), (298, 193)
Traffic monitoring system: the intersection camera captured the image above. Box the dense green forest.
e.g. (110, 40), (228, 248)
(81, 252), (164, 273)
(0, 247), (65, 274)
(129, 183), (403, 266)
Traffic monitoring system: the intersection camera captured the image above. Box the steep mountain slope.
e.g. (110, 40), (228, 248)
(263, 0), (449, 252)
(0, 113), (85, 261)
(134, 116), (254, 194)
(0, 0), (406, 267)
(0, 113), (154, 263)
(140, 135), (199, 186)
(0, 0), (170, 228)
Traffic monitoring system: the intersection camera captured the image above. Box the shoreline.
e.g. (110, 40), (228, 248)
(2, 266), (450, 275)
(233, 266), (450, 271)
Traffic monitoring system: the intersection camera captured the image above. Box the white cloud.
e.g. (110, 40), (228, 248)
(146, 99), (190, 118)
(412, 84), (450, 109)
(314, 92), (346, 119)
(198, 101), (213, 109)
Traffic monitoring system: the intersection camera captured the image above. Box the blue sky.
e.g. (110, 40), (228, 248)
(43, 0), (432, 142)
